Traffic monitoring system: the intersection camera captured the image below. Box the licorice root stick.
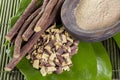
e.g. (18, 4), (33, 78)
(22, 0), (49, 41)
(6, 0), (38, 41)
(4, 0), (64, 71)
(4, 21), (52, 71)
(34, 0), (58, 32)
(13, 7), (41, 58)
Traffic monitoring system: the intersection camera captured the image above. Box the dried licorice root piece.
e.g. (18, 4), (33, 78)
(34, 0), (58, 32)
(14, 7), (41, 58)
(6, 0), (38, 41)
(22, 0), (49, 41)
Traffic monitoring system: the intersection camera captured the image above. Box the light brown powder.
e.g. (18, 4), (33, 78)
(74, 0), (120, 30)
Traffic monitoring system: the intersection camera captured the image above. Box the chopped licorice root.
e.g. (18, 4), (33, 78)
(26, 24), (79, 76)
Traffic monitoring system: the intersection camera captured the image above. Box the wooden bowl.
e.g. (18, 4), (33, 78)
(61, 0), (120, 42)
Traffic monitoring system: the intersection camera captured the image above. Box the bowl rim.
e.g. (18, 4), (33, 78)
(61, 0), (120, 42)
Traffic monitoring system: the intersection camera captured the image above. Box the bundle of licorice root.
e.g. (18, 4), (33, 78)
(5, 0), (65, 71)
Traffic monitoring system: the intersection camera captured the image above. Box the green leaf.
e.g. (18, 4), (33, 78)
(17, 0), (32, 14)
(113, 33), (120, 48)
(10, 14), (20, 28)
(7, 38), (112, 80)
(17, 58), (42, 80)
(15, 42), (98, 80)
(70, 42), (97, 80)
(92, 42), (112, 80)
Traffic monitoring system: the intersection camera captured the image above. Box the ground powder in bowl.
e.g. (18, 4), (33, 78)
(74, 0), (120, 30)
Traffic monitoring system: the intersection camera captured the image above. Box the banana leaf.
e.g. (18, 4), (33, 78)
(7, 0), (112, 80)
